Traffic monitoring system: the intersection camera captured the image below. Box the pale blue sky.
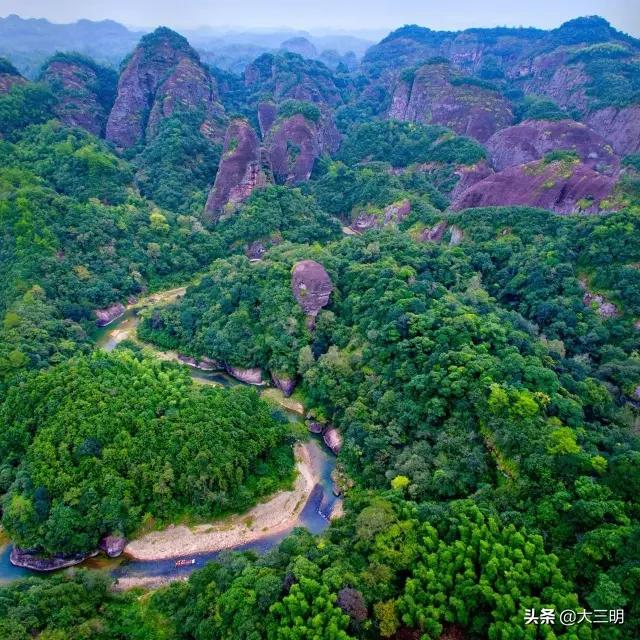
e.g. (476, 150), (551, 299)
(2, 0), (639, 36)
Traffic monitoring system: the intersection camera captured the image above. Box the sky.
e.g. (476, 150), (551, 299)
(1, 0), (639, 36)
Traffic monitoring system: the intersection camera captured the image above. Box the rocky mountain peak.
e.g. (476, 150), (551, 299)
(106, 27), (224, 148)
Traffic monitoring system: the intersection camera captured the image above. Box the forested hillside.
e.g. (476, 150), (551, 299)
(0, 11), (638, 640)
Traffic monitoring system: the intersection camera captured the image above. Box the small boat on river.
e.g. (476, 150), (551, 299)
(175, 558), (196, 567)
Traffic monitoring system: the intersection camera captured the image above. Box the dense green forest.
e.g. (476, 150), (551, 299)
(0, 13), (639, 640)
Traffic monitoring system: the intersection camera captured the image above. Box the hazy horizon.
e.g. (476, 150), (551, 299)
(1, 0), (639, 37)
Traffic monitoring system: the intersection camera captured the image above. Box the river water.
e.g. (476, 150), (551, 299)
(0, 294), (339, 586)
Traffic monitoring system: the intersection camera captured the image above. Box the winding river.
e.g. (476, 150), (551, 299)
(0, 287), (339, 586)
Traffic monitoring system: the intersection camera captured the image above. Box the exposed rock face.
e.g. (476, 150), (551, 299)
(203, 119), (267, 220)
(586, 106), (640, 157)
(449, 226), (464, 246)
(266, 113), (320, 185)
(306, 421), (325, 434)
(40, 56), (116, 136)
(245, 52), (343, 107)
(99, 535), (126, 558)
(389, 63), (513, 142)
(450, 161), (494, 201)
(420, 221), (448, 243)
(0, 58), (25, 94)
(351, 199), (412, 233)
(323, 427), (343, 454)
(583, 291), (619, 318)
(486, 119), (619, 175)
(265, 110), (340, 185)
(291, 260), (333, 327)
(10, 546), (98, 571)
(258, 101), (278, 137)
(95, 303), (125, 327)
(451, 158), (617, 214)
(519, 51), (590, 112)
(225, 365), (264, 385)
(579, 279), (619, 318)
(178, 354), (222, 370)
(271, 371), (296, 397)
(106, 27), (224, 148)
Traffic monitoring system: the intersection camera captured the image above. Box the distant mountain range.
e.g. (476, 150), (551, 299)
(0, 14), (374, 76)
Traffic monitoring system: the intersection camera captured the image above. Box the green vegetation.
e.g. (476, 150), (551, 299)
(337, 120), (486, 168)
(134, 111), (222, 214)
(0, 23), (639, 640)
(40, 52), (118, 114)
(514, 95), (569, 121)
(0, 350), (293, 554)
(277, 99), (322, 123)
(0, 82), (56, 140)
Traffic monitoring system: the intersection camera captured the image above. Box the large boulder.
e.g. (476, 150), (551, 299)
(10, 546), (97, 571)
(271, 371), (297, 397)
(40, 54), (116, 136)
(323, 427), (343, 454)
(225, 365), (264, 385)
(95, 303), (125, 327)
(99, 535), (126, 558)
(585, 106), (640, 157)
(451, 157), (617, 214)
(389, 62), (513, 142)
(106, 27), (224, 148)
(450, 161), (494, 201)
(291, 260), (333, 327)
(203, 119), (267, 221)
(265, 109), (340, 185)
(486, 119), (619, 175)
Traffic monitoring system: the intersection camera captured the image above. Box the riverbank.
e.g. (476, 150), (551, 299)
(123, 442), (316, 561)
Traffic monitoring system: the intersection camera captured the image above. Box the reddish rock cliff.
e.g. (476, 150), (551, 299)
(486, 119), (619, 175)
(0, 57), (25, 94)
(451, 157), (617, 214)
(585, 106), (640, 157)
(106, 27), (224, 148)
(41, 55), (116, 136)
(389, 63), (513, 142)
(203, 119), (267, 220)
(291, 260), (333, 328)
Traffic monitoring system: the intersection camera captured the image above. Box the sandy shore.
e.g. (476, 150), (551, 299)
(124, 442), (316, 561)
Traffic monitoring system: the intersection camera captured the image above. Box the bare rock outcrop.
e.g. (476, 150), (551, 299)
(0, 57), (25, 94)
(389, 62), (513, 142)
(203, 119), (267, 221)
(106, 27), (224, 148)
(585, 106), (640, 157)
(258, 101), (278, 137)
(351, 199), (412, 233)
(265, 110), (340, 186)
(451, 157), (617, 214)
(10, 546), (98, 571)
(99, 535), (126, 558)
(271, 371), (296, 397)
(486, 119), (619, 175)
(420, 221), (448, 243)
(40, 55), (116, 136)
(225, 365), (264, 385)
(450, 161), (494, 202)
(95, 303), (125, 327)
(291, 260), (333, 327)
(323, 427), (343, 454)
